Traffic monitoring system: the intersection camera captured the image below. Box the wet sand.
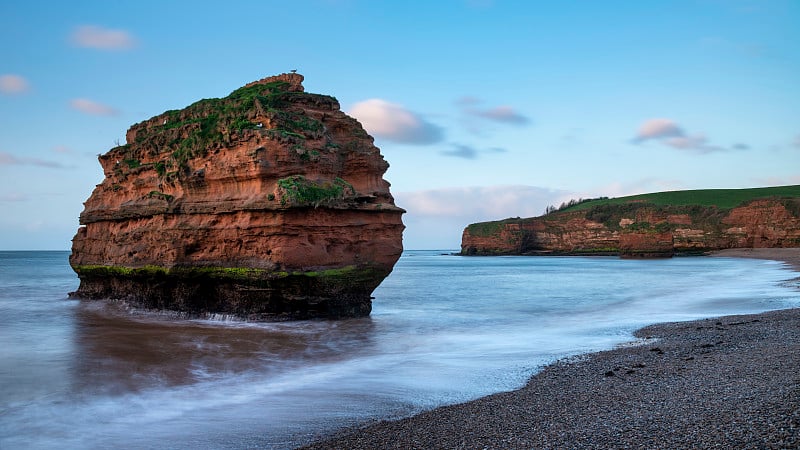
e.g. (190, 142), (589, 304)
(304, 249), (800, 449)
(712, 247), (800, 271)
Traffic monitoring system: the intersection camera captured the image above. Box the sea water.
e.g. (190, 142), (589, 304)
(1, 250), (798, 449)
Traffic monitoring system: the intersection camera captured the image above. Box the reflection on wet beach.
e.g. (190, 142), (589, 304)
(70, 301), (378, 394)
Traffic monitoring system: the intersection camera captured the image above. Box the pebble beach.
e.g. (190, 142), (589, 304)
(304, 249), (800, 449)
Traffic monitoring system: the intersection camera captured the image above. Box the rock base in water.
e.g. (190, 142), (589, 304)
(70, 264), (385, 320)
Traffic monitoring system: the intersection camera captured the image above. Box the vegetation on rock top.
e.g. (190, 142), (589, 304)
(465, 217), (526, 237)
(116, 80), (333, 174)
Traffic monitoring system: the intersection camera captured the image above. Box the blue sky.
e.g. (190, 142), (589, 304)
(1, 0), (798, 250)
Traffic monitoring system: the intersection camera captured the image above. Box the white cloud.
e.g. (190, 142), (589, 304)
(0, 151), (66, 168)
(348, 99), (443, 145)
(440, 143), (507, 159)
(458, 97), (530, 131)
(395, 180), (689, 249)
(662, 134), (722, 153)
(473, 105), (530, 125)
(397, 185), (566, 220)
(632, 118), (727, 153)
(577, 179), (687, 200)
(398, 181), (684, 224)
(441, 144), (478, 159)
(793, 134), (800, 149)
(396, 185), (567, 249)
(0, 74), (30, 95)
(0, 193), (30, 202)
(634, 118), (684, 141)
(753, 175), (800, 186)
(455, 96), (481, 106)
(70, 25), (137, 50)
(70, 98), (118, 116)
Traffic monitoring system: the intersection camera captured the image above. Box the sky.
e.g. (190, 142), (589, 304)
(1, 0), (799, 250)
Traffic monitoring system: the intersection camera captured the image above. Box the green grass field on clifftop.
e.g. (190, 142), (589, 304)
(560, 185), (800, 212)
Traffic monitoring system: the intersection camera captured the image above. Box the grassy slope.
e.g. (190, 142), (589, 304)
(561, 185), (800, 212)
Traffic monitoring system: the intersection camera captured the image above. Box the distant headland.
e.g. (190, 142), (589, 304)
(461, 186), (800, 257)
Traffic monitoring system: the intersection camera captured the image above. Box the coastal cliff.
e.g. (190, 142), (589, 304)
(461, 187), (800, 257)
(70, 73), (405, 320)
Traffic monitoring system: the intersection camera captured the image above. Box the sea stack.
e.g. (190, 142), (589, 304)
(70, 73), (405, 320)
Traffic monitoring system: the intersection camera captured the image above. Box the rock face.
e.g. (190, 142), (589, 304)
(70, 73), (405, 320)
(461, 197), (800, 257)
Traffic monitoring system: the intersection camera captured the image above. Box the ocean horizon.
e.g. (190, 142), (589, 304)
(2, 250), (799, 449)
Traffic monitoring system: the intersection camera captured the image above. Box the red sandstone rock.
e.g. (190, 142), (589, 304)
(619, 231), (674, 258)
(70, 73), (405, 320)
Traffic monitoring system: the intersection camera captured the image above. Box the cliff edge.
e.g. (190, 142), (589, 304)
(461, 187), (800, 258)
(70, 73), (405, 320)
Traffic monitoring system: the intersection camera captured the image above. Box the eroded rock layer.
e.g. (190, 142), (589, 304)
(461, 194), (800, 258)
(70, 73), (404, 320)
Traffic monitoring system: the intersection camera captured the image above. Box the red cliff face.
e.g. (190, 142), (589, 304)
(70, 73), (405, 320)
(461, 199), (800, 257)
(721, 200), (799, 247)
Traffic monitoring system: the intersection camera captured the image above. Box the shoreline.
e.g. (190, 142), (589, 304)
(710, 247), (800, 271)
(303, 249), (800, 449)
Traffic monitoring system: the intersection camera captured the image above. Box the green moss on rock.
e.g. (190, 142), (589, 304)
(70, 263), (388, 320)
(277, 175), (355, 207)
(465, 217), (525, 237)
